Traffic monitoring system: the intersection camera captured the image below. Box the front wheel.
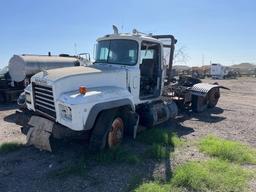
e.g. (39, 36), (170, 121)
(89, 110), (125, 151)
(107, 117), (124, 148)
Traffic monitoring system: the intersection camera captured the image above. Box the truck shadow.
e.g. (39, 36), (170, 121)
(3, 113), (16, 123)
(3, 110), (31, 128)
(0, 103), (18, 111)
(151, 120), (195, 183)
(177, 107), (226, 124)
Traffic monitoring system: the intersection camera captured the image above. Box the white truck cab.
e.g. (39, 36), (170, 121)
(24, 27), (178, 151)
(211, 63), (228, 79)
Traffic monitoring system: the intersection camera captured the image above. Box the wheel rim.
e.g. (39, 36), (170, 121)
(107, 117), (124, 148)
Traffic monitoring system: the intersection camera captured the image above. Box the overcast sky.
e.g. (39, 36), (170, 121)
(0, 0), (255, 68)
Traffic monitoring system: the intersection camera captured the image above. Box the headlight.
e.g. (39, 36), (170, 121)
(25, 93), (31, 103)
(59, 104), (72, 121)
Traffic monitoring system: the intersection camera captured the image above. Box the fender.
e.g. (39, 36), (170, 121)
(190, 83), (229, 97)
(57, 86), (135, 131)
(84, 98), (135, 131)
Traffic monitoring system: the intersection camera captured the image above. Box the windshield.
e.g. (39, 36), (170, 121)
(95, 39), (138, 65)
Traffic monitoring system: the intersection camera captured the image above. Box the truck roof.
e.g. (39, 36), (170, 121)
(97, 33), (163, 45)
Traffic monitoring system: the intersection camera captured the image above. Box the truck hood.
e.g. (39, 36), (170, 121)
(33, 66), (103, 82)
(32, 64), (128, 98)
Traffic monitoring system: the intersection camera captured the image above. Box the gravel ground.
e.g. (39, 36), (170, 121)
(0, 77), (255, 192)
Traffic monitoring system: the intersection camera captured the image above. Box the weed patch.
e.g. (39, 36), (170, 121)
(0, 142), (23, 153)
(134, 182), (170, 192)
(137, 128), (183, 147)
(171, 159), (251, 192)
(133, 182), (182, 192)
(126, 175), (143, 192)
(137, 128), (183, 160)
(90, 146), (140, 165)
(144, 144), (169, 160)
(199, 135), (256, 164)
(49, 158), (87, 178)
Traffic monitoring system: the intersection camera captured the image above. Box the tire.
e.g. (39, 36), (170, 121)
(192, 95), (208, 113)
(89, 109), (125, 151)
(207, 88), (220, 108)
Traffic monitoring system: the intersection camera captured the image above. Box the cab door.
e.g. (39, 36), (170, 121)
(139, 41), (162, 99)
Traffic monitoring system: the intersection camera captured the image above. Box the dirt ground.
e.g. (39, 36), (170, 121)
(0, 77), (256, 192)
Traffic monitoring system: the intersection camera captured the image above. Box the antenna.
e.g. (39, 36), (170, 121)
(113, 25), (119, 34)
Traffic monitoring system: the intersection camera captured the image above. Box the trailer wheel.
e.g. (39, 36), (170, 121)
(192, 95), (208, 113)
(207, 88), (220, 108)
(89, 109), (125, 151)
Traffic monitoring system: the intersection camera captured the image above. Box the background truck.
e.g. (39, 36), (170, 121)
(0, 53), (90, 104)
(23, 27), (226, 151)
(210, 63), (228, 79)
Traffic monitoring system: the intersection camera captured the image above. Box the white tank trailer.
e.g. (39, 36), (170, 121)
(0, 54), (82, 103)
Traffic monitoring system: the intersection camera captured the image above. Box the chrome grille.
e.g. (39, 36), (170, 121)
(33, 83), (56, 118)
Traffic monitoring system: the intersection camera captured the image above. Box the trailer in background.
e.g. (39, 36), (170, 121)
(0, 53), (90, 103)
(0, 66), (24, 103)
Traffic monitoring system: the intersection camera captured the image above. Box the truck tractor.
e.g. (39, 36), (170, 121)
(23, 26), (225, 151)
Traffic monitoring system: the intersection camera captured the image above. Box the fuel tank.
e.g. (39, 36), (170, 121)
(137, 100), (178, 127)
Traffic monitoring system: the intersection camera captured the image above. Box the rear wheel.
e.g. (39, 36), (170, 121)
(89, 109), (125, 151)
(192, 95), (208, 113)
(207, 88), (220, 108)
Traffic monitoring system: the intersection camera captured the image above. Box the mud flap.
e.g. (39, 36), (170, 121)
(26, 116), (54, 152)
(124, 111), (139, 139)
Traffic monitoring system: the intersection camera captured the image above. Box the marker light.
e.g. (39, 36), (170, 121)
(79, 86), (87, 94)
